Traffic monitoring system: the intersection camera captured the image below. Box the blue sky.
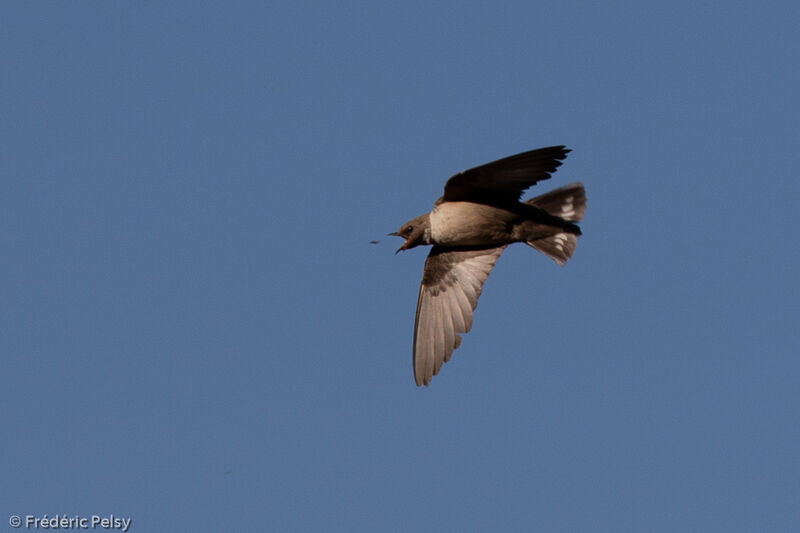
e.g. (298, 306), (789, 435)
(2, 1), (798, 531)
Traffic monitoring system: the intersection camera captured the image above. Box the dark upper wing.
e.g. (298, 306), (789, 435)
(413, 245), (506, 386)
(441, 145), (570, 204)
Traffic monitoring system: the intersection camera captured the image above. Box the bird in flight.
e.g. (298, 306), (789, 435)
(391, 145), (586, 386)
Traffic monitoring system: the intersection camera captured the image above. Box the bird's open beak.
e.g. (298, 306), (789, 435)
(388, 232), (405, 254)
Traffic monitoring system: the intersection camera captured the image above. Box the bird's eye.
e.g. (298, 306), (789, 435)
(404, 225), (413, 235)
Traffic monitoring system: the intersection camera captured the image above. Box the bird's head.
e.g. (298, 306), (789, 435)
(389, 214), (431, 253)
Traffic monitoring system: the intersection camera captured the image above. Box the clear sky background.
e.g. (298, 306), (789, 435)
(2, 1), (799, 532)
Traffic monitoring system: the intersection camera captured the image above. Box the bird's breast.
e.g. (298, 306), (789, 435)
(429, 202), (516, 246)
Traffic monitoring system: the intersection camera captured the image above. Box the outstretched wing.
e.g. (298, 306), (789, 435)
(413, 245), (506, 386)
(441, 145), (570, 204)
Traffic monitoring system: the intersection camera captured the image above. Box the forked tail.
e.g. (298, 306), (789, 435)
(524, 182), (586, 266)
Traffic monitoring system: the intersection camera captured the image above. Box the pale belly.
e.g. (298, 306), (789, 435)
(429, 202), (516, 246)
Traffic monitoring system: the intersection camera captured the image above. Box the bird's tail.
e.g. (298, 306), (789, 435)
(524, 182), (586, 266)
